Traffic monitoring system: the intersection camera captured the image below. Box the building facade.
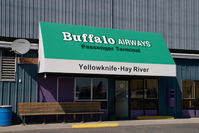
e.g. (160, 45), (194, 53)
(0, 0), (199, 124)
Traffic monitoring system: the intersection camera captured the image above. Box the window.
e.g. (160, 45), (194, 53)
(93, 78), (108, 100)
(130, 80), (144, 98)
(75, 78), (108, 109)
(76, 78), (91, 100)
(145, 79), (158, 99)
(182, 80), (194, 99)
(0, 48), (16, 81)
(182, 80), (199, 109)
(195, 81), (199, 99)
(130, 79), (158, 110)
(130, 79), (158, 99)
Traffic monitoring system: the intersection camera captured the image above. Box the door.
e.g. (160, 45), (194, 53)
(115, 80), (129, 119)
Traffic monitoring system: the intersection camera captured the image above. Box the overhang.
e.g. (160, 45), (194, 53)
(39, 22), (176, 77)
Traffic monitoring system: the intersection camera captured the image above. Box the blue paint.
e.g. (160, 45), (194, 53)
(0, 106), (12, 126)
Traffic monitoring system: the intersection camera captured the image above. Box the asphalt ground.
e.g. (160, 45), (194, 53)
(2, 123), (199, 133)
(1, 118), (199, 133)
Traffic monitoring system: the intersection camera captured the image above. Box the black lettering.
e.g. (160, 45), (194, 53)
(134, 66), (138, 72)
(79, 64), (84, 70)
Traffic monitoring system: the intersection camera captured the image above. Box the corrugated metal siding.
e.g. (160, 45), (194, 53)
(175, 59), (199, 117)
(112, 0), (199, 50)
(0, 50), (38, 124)
(159, 59), (199, 118)
(176, 59), (199, 81)
(0, 0), (112, 39)
(1, 0), (199, 50)
(1, 57), (199, 121)
(159, 77), (181, 117)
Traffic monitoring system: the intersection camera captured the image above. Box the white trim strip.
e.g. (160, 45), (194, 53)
(39, 58), (176, 77)
(171, 53), (199, 59)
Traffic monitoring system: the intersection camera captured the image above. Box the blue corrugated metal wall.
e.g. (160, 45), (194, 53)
(1, 0), (199, 122)
(0, 50), (38, 124)
(1, 54), (199, 122)
(159, 59), (199, 118)
(0, 0), (199, 50)
(159, 77), (180, 117)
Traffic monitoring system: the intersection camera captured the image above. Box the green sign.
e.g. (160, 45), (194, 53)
(39, 22), (176, 76)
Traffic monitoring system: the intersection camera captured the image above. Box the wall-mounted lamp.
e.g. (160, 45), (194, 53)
(44, 74), (47, 78)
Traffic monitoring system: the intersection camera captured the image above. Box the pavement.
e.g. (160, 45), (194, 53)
(1, 118), (199, 132)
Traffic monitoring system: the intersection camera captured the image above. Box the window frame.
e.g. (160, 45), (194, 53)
(92, 78), (108, 101)
(144, 79), (159, 99)
(74, 77), (92, 101)
(130, 79), (159, 100)
(195, 81), (199, 99)
(182, 80), (196, 100)
(74, 77), (108, 102)
(130, 78), (159, 110)
(130, 79), (144, 99)
(182, 80), (199, 109)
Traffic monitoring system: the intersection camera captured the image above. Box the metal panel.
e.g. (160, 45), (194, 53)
(1, 0), (199, 50)
(159, 59), (199, 118)
(112, 0), (199, 50)
(0, 0), (112, 38)
(0, 49), (2, 73)
(0, 51), (38, 124)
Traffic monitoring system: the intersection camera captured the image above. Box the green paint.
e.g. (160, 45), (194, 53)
(40, 22), (175, 65)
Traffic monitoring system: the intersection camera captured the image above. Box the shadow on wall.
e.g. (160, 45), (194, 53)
(38, 76), (57, 102)
(12, 112), (22, 125)
(159, 77), (182, 118)
(38, 76), (75, 102)
(11, 64), (38, 124)
(175, 59), (199, 118)
(37, 76), (107, 123)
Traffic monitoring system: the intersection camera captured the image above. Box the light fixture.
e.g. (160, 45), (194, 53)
(44, 74), (47, 78)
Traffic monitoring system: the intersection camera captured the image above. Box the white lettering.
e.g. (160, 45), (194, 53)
(88, 34), (94, 43)
(141, 41), (146, 46)
(94, 37), (103, 43)
(108, 38), (115, 44)
(82, 34), (88, 42)
(72, 35), (82, 42)
(102, 36), (108, 44)
(118, 39), (124, 45)
(62, 31), (151, 47)
(125, 39), (130, 45)
(130, 40), (136, 46)
(62, 32), (72, 41)
(137, 41), (142, 47)
(146, 41), (151, 47)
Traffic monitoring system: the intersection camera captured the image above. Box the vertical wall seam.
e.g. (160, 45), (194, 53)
(0, 83), (3, 105)
(8, 82), (10, 105)
(28, 69), (31, 102)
